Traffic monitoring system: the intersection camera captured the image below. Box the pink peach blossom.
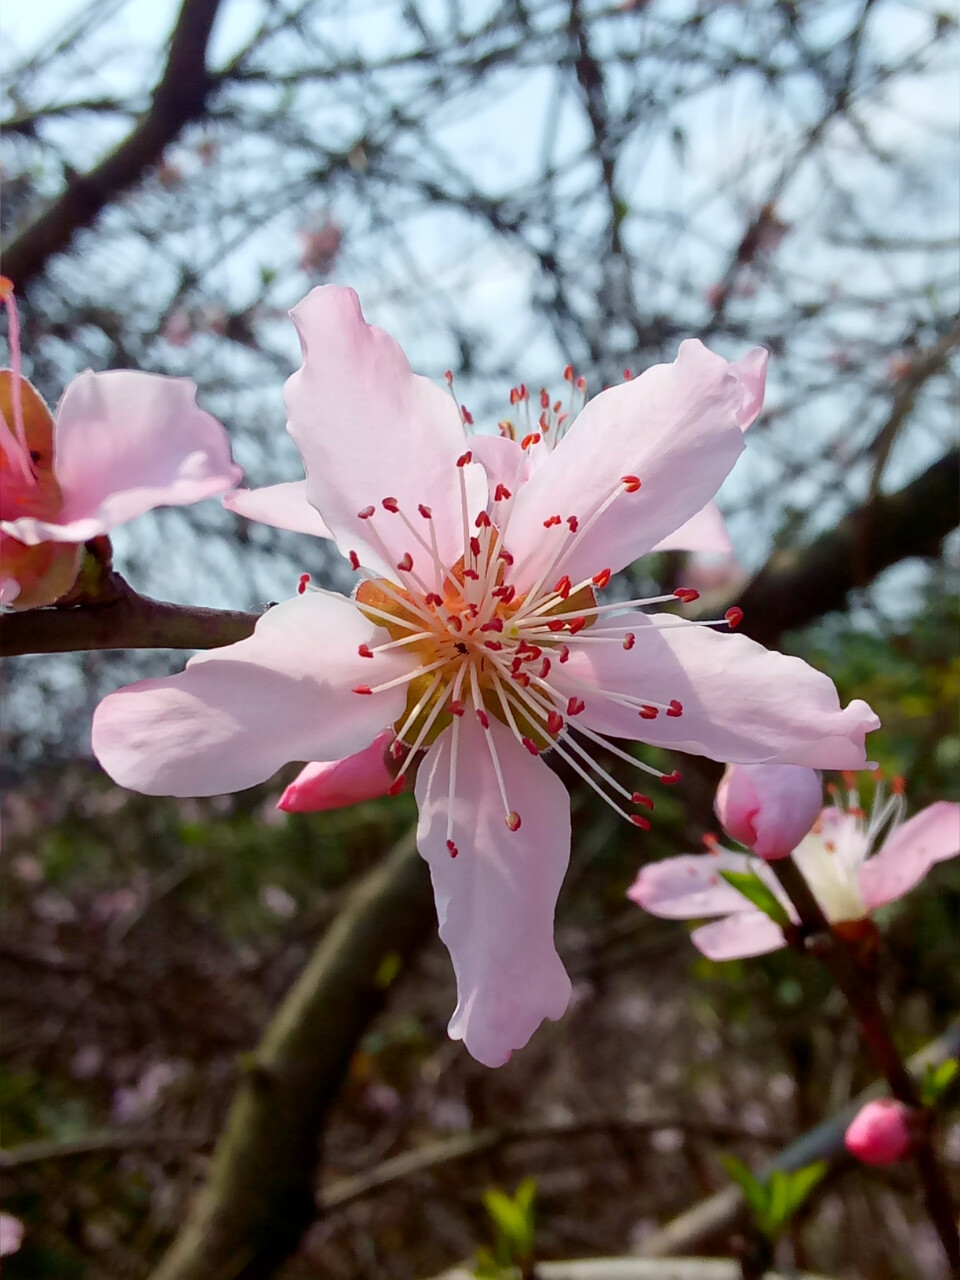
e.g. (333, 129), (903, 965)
(630, 779), (959, 960)
(845, 1098), (914, 1165)
(278, 730), (395, 812)
(0, 1213), (23, 1259)
(94, 285), (878, 1067)
(714, 762), (823, 860)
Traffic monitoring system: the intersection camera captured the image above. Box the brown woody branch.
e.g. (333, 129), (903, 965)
(1, 0), (225, 292)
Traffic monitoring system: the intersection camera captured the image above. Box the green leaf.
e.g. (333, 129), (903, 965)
(719, 870), (791, 928)
(781, 1161), (829, 1218)
(921, 1058), (959, 1106)
(722, 1158), (828, 1240)
(720, 1155), (771, 1219)
(482, 1188), (528, 1253)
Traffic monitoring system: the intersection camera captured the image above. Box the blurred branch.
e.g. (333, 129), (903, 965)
(148, 827), (434, 1280)
(636, 1021), (960, 1259)
(723, 449), (960, 647)
(1, 0), (225, 291)
(0, 1129), (210, 1169)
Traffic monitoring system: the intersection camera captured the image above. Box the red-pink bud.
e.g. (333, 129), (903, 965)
(277, 731), (395, 813)
(714, 763), (822, 860)
(844, 1099), (914, 1165)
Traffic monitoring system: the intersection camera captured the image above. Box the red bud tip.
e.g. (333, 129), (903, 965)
(724, 606), (743, 628)
(631, 792), (654, 809)
(387, 776), (406, 796)
(592, 568), (611, 588)
(352, 685), (372, 695)
(348, 550), (360, 570)
(446, 839), (459, 858)
(506, 811), (522, 831)
(661, 770), (682, 785)
(629, 814), (652, 830)
(357, 644), (373, 658)
(621, 474), (641, 492)
(567, 697), (585, 716)
(622, 632), (636, 650)
(297, 573), (311, 594)
(456, 451), (473, 466)
(666, 699), (683, 718)
(546, 710), (564, 735)
(674, 588), (700, 603)
(357, 505), (375, 519)
(522, 737), (540, 755)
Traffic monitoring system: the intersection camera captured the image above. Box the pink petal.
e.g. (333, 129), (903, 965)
(0, 576), (21, 605)
(715, 763), (822, 860)
(627, 850), (757, 918)
(283, 286), (476, 575)
(732, 345), (769, 430)
(651, 501), (733, 554)
(92, 593), (409, 797)
(414, 714), (572, 1067)
(223, 481), (331, 537)
(504, 341), (766, 591)
(278, 731), (395, 812)
(0, 1212), (24, 1259)
(691, 910), (787, 959)
(468, 433), (530, 493)
(858, 801), (960, 909)
(1, 371), (242, 545)
(555, 613), (879, 769)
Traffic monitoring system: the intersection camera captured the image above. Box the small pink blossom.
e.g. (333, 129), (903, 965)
(630, 778), (960, 960)
(0, 1213), (24, 1260)
(94, 285), (878, 1067)
(845, 1098), (914, 1165)
(714, 763), (823, 860)
(278, 730), (395, 812)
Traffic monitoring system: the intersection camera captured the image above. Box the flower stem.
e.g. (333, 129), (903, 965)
(774, 858), (959, 1275)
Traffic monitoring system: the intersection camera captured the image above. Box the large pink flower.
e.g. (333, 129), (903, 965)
(629, 781), (960, 960)
(93, 285), (879, 1066)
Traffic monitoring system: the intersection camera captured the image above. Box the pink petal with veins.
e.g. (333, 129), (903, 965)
(224, 481), (331, 537)
(858, 801), (960, 909)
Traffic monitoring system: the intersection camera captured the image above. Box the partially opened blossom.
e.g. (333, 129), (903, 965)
(715, 762), (824, 860)
(0, 1213), (24, 1260)
(94, 284), (878, 1067)
(845, 1098), (915, 1165)
(278, 730), (395, 812)
(0, 280), (241, 608)
(630, 777), (960, 960)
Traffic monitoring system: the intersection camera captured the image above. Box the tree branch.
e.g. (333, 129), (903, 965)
(1, 0), (225, 291)
(147, 828), (434, 1280)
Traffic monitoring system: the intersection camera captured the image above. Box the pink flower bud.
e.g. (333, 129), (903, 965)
(844, 1098), (914, 1165)
(714, 763), (822, 860)
(277, 731), (395, 813)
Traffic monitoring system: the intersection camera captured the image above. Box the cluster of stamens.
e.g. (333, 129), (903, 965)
(305, 374), (744, 856)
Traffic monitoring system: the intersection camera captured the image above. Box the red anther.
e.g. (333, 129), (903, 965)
(476, 708), (490, 729)
(506, 810), (522, 832)
(666, 700), (683, 718)
(475, 509), (492, 528)
(592, 568), (611, 588)
(620, 475), (642, 493)
(892, 775), (906, 795)
(456, 450), (473, 467)
(623, 368), (633, 381)
(480, 618), (504, 632)
(554, 575), (572, 598)
(661, 770), (682, 786)
(724, 606), (743, 628)
(539, 657), (552, 678)
(352, 685), (372, 695)
(522, 737), (540, 756)
(449, 700), (465, 717)
(425, 592), (443, 607)
(297, 573), (311, 594)
(513, 671), (531, 687)
(446, 839), (459, 858)
(484, 640), (504, 651)
(576, 375), (586, 391)
(511, 656), (523, 673)
(540, 388), (550, 409)
(519, 382), (528, 400)
(521, 432), (541, 450)
(543, 513), (561, 528)
(493, 585), (516, 604)
(567, 697), (585, 716)
(567, 616), (587, 635)
(509, 386), (519, 405)
(348, 550), (360, 571)
(702, 832), (719, 851)
(358, 643), (374, 659)
(639, 706), (659, 720)
(566, 515), (579, 532)
(547, 619), (567, 632)
(470, 536), (481, 557)
(382, 496), (400, 513)
(358, 505), (376, 519)
(622, 632), (636, 650)
(538, 412), (549, 432)
(629, 814), (652, 831)
(842, 770), (857, 789)
(390, 739), (406, 760)
(520, 644), (542, 660)
(674, 588), (700, 603)
(396, 552), (414, 572)
(498, 548), (514, 565)
(563, 364), (574, 382)
(557, 412), (568, 427)
(447, 614), (463, 631)
(387, 776), (406, 796)
(553, 399), (562, 412)
(631, 792), (655, 809)
(444, 369), (454, 384)
(463, 568), (479, 580)
(546, 710), (564, 735)
(557, 644), (570, 663)
(418, 503), (433, 519)
(464, 603), (479, 619)
(495, 483), (512, 502)
(461, 405), (473, 425)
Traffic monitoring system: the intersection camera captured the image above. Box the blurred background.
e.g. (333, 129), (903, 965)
(1, 1), (958, 1277)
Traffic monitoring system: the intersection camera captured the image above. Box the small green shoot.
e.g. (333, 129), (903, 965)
(721, 1156), (828, 1240)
